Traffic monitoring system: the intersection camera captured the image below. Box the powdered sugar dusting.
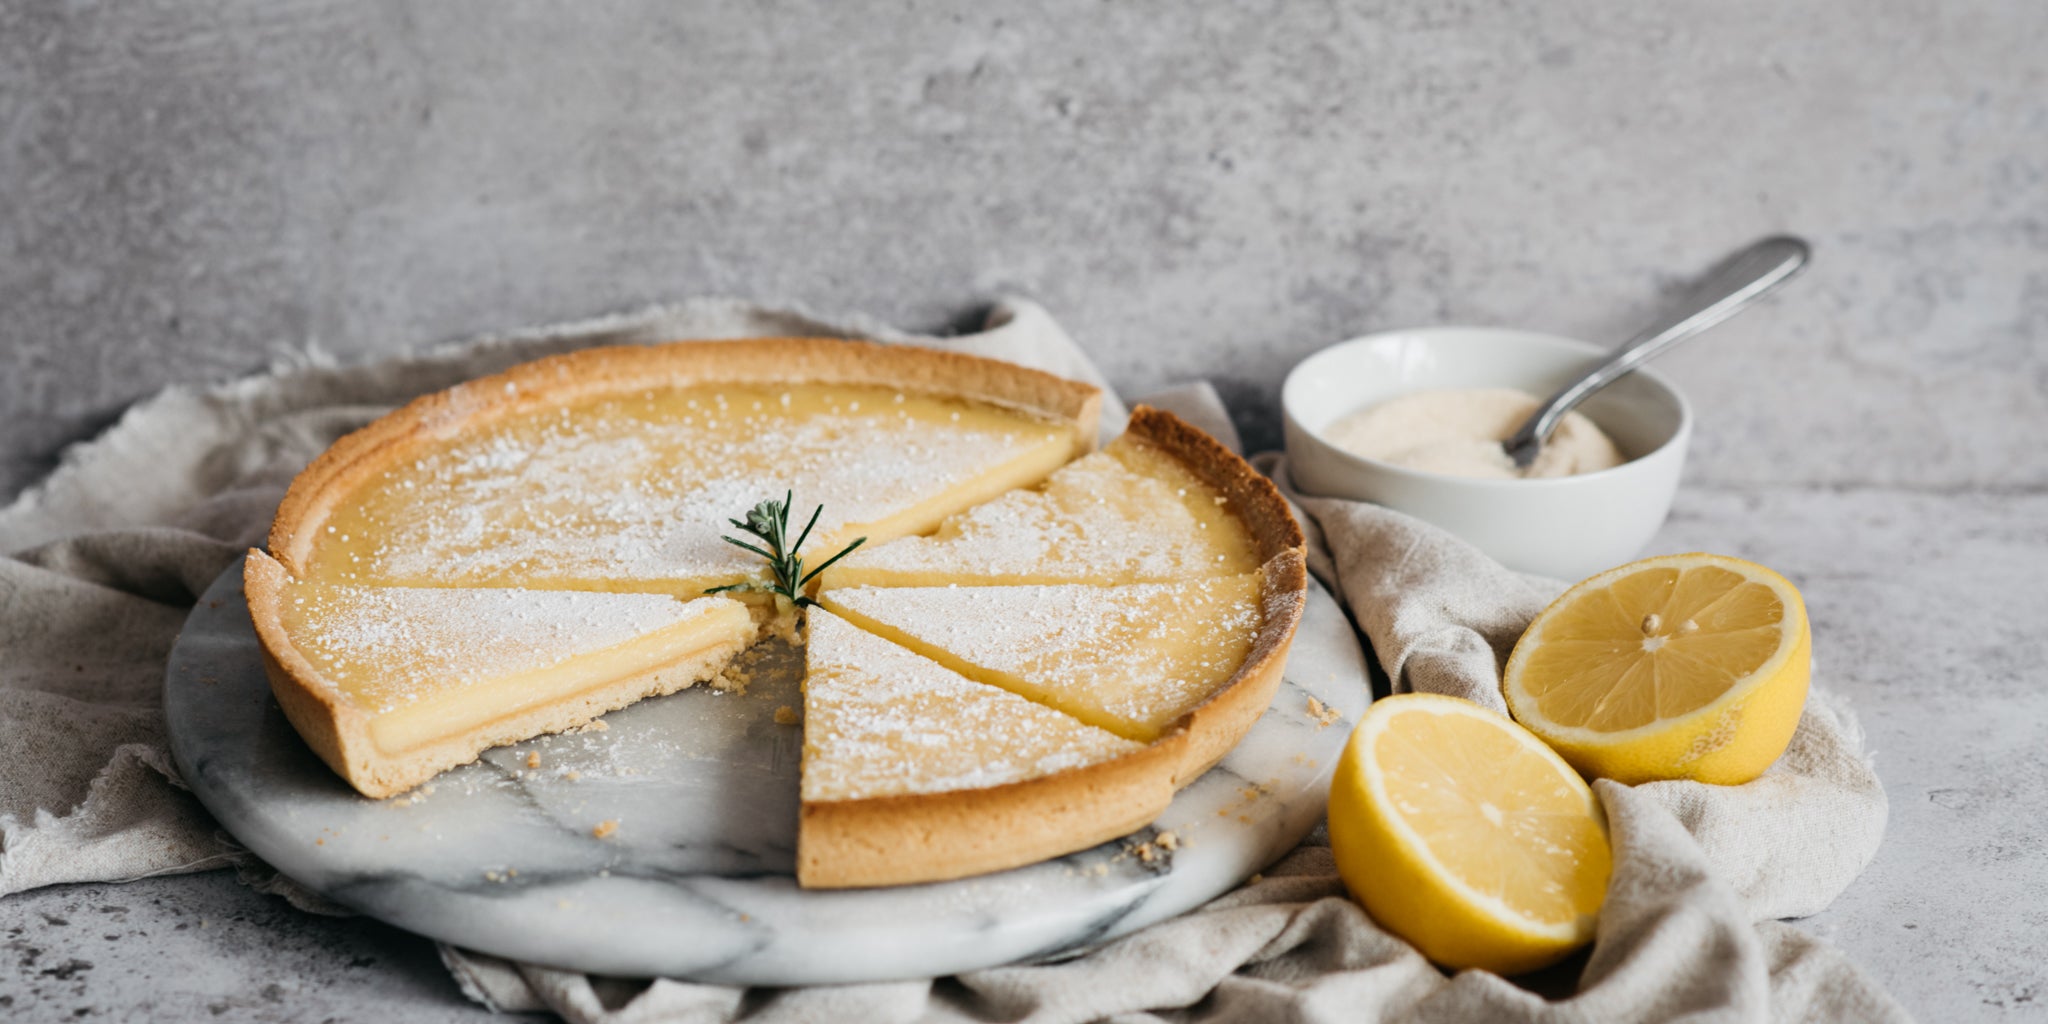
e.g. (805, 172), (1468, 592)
(801, 611), (1139, 801)
(283, 580), (735, 713)
(828, 441), (1258, 586)
(310, 384), (1070, 588)
(823, 575), (1264, 736)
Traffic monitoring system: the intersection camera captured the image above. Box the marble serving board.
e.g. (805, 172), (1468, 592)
(164, 556), (1373, 985)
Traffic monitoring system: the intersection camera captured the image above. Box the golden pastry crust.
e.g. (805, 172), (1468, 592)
(799, 733), (1187, 888)
(266, 338), (1104, 576)
(245, 552), (364, 787)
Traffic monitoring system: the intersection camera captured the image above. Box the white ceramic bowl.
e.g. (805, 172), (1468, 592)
(1281, 327), (1692, 581)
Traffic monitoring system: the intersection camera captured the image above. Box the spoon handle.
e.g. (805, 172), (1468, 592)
(1505, 235), (1811, 466)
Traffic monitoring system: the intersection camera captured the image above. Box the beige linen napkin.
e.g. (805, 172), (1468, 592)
(1, 300), (1903, 1022)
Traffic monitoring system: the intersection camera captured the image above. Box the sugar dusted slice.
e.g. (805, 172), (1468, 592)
(818, 431), (1260, 589)
(801, 611), (1140, 802)
(799, 611), (1166, 888)
(819, 574), (1266, 743)
(245, 552), (755, 798)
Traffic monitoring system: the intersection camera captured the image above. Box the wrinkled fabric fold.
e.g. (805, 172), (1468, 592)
(1, 302), (1901, 1022)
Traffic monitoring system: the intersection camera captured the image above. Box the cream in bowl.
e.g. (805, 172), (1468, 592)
(1322, 387), (1624, 481)
(1281, 327), (1691, 581)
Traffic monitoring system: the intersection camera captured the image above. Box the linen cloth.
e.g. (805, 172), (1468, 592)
(0, 300), (1903, 1022)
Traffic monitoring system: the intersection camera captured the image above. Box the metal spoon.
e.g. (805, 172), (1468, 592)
(1502, 235), (1811, 468)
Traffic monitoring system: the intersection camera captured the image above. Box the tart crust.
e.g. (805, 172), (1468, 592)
(799, 733), (1187, 888)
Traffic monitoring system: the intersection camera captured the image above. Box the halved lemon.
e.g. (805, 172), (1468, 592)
(1503, 552), (1811, 786)
(1328, 693), (1611, 975)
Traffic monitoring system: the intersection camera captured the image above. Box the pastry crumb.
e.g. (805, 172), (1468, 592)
(564, 770), (582, 782)
(714, 661), (755, 694)
(715, 635), (787, 694)
(525, 751), (542, 769)
(774, 705), (800, 725)
(571, 719), (611, 734)
(592, 819), (619, 839)
(1306, 696), (1342, 728)
(1156, 830), (1179, 851)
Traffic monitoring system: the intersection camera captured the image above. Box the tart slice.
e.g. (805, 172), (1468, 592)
(819, 561), (1299, 753)
(245, 552), (756, 798)
(819, 407), (1278, 589)
(799, 610), (1169, 888)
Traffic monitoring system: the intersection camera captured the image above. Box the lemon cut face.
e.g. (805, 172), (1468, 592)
(1503, 553), (1811, 786)
(1328, 693), (1610, 975)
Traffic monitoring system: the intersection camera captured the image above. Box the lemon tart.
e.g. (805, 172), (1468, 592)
(248, 339), (1308, 887)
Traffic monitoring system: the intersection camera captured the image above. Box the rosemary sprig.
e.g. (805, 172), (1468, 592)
(703, 491), (865, 608)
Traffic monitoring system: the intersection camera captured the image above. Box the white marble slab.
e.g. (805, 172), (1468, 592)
(163, 557), (1372, 985)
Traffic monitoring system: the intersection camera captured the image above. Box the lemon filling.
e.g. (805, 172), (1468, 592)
(801, 611), (1140, 802)
(306, 383), (1082, 595)
(820, 434), (1259, 589)
(819, 574), (1263, 742)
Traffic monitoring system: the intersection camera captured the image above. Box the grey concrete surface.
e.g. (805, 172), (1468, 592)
(0, 870), (528, 1022)
(2, 1), (2044, 1021)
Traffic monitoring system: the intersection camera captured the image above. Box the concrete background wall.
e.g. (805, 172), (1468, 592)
(3, 1), (2042, 499)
